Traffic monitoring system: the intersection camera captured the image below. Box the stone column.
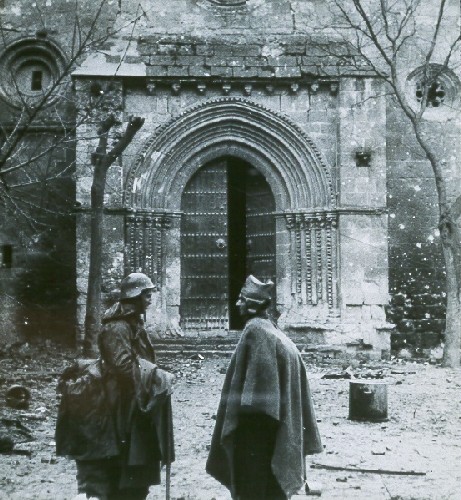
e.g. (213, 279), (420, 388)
(124, 210), (181, 335)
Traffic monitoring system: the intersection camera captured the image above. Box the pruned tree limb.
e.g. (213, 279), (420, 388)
(83, 114), (144, 355)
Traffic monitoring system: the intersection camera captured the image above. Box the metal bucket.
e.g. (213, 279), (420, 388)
(349, 380), (388, 422)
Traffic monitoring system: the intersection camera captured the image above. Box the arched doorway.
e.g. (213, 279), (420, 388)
(124, 98), (337, 334)
(180, 157), (276, 331)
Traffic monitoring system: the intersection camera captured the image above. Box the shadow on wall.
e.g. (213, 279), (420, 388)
(12, 226), (76, 346)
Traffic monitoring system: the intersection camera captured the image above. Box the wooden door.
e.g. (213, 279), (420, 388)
(180, 158), (276, 331)
(180, 159), (229, 330)
(245, 166), (277, 317)
(245, 166), (276, 283)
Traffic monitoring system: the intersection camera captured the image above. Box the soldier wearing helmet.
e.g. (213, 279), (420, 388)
(207, 275), (322, 499)
(119, 272), (156, 317)
(75, 273), (174, 500)
(120, 272), (156, 297)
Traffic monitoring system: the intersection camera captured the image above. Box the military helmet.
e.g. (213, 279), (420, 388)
(120, 273), (155, 300)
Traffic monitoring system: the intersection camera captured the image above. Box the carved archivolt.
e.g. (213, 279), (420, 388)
(125, 97), (335, 212)
(125, 98), (337, 303)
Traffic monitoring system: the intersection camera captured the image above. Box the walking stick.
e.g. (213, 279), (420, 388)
(165, 393), (173, 500)
(166, 463), (171, 500)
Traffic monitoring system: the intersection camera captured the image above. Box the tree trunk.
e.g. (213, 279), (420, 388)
(81, 116), (144, 355)
(83, 164), (107, 357)
(442, 244), (461, 367)
(412, 125), (461, 368)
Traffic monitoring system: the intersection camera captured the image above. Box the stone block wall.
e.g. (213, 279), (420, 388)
(1, 0), (459, 353)
(0, 132), (76, 343)
(387, 292), (446, 352)
(383, 0), (461, 350)
(0, 0), (117, 344)
(0, 0), (117, 53)
(386, 98), (460, 348)
(74, 73), (340, 336)
(388, 105), (452, 349)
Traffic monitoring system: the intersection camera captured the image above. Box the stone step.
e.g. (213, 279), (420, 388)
(153, 336), (349, 361)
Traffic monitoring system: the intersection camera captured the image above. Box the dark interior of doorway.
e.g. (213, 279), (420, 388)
(228, 157), (253, 330)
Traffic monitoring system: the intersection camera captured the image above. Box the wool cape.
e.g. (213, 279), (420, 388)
(206, 317), (323, 498)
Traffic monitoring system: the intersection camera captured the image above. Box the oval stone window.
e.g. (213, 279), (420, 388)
(0, 37), (67, 108)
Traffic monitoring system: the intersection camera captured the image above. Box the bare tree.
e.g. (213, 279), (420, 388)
(0, 0), (145, 345)
(314, 0), (461, 366)
(0, 0), (144, 218)
(83, 115), (145, 356)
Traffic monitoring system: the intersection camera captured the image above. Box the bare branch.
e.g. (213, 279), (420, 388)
(451, 195), (461, 221)
(350, 0), (394, 66)
(8, 163), (75, 188)
(105, 116), (145, 167)
(442, 33), (461, 68)
(425, 0), (447, 65)
(0, 136), (73, 176)
(393, 0), (418, 45)
(0, 0), (145, 179)
(113, 3), (145, 77)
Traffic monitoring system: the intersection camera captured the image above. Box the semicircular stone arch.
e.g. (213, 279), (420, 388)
(125, 97), (335, 212)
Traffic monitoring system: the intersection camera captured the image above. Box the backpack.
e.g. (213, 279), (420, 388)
(55, 358), (119, 460)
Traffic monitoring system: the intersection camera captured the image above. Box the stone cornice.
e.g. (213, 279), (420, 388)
(275, 207), (388, 216)
(73, 206), (182, 217)
(71, 69), (373, 82)
(336, 207), (388, 215)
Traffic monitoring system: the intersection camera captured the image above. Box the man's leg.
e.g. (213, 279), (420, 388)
(76, 458), (120, 500)
(233, 414), (287, 500)
(109, 487), (149, 500)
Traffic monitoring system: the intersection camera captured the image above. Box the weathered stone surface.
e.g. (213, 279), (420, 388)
(0, 0), (459, 357)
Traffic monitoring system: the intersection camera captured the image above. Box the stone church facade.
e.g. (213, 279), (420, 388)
(1, 0), (459, 357)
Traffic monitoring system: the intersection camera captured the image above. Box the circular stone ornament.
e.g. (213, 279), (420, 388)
(0, 37), (67, 108)
(406, 64), (460, 121)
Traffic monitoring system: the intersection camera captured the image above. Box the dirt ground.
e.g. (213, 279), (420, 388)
(0, 342), (460, 500)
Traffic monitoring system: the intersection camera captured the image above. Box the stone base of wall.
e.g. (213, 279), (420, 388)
(387, 292), (446, 352)
(283, 322), (393, 361)
(150, 321), (393, 361)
